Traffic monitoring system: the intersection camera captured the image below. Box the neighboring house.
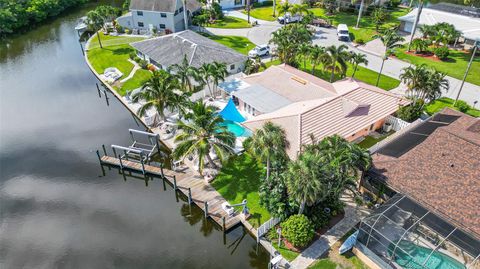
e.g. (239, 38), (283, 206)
(130, 30), (247, 73)
(221, 64), (409, 159)
(398, 3), (480, 49)
(117, 0), (202, 33)
(357, 108), (480, 269)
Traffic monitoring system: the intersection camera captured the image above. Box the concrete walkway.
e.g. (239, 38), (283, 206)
(289, 194), (372, 269)
(120, 59), (141, 83)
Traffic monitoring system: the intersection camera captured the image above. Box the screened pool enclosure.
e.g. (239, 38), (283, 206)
(357, 194), (480, 269)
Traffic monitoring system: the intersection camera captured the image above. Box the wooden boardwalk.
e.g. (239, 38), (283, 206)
(100, 156), (242, 231)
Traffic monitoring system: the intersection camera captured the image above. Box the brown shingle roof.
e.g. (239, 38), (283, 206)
(370, 108), (480, 239)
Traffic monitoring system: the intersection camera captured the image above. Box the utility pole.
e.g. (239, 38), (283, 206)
(407, 1), (423, 51)
(183, 0), (189, 30)
(454, 41), (478, 106)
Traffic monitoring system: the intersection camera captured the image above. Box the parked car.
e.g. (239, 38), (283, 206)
(277, 13), (302, 24)
(337, 24), (350, 41)
(248, 45), (270, 57)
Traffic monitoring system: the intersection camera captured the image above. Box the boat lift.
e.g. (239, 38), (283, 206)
(111, 129), (162, 163)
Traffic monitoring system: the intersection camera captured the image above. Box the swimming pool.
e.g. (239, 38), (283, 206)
(391, 240), (466, 269)
(220, 120), (252, 137)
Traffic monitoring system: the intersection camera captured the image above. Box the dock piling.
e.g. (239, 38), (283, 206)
(140, 153), (146, 175)
(188, 188), (192, 204)
(222, 216), (226, 231)
(96, 150), (102, 163)
(102, 144), (107, 156)
(173, 175), (177, 190)
(96, 83), (101, 98)
(204, 201), (209, 218)
(160, 164), (164, 178)
(118, 155), (124, 170)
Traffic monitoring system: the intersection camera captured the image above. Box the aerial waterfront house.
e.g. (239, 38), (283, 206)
(116, 0), (202, 34)
(130, 30), (248, 73)
(357, 108), (480, 269)
(207, 0), (269, 10)
(222, 65), (409, 159)
(398, 3), (480, 49)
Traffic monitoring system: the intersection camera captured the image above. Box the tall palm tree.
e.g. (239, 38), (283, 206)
(285, 151), (323, 214)
(277, 2), (292, 25)
(298, 43), (311, 70)
(349, 52), (368, 79)
(86, 10), (104, 48)
(248, 122), (289, 180)
(373, 29), (404, 86)
(172, 101), (235, 175)
(198, 63), (215, 97)
(325, 44), (350, 82)
(131, 70), (187, 121)
(371, 7), (387, 32)
(355, 0), (366, 28)
(291, 3), (309, 16)
(400, 64), (448, 108)
(167, 55), (198, 92)
(309, 45), (325, 75)
(211, 61), (228, 97)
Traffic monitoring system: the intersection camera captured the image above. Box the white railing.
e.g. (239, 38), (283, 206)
(385, 115), (410, 131)
(256, 217), (281, 242)
(370, 118), (424, 153)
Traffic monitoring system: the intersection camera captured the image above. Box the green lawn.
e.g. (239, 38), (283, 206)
(242, 1), (278, 21)
(211, 153), (271, 228)
(207, 16), (252, 29)
(199, 33), (256, 55)
(272, 241), (300, 261)
(425, 97), (480, 117)
(309, 7), (410, 43)
(299, 59), (400, 90)
(395, 47), (480, 86)
(116, 69), (152, 96)
(88, 32), (146, 50)
(87, 44), (135, 78)
(357, 131), (395, 149)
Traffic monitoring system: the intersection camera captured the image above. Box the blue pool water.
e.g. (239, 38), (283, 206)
(391, 241), (466, 269)
(220, 120), (252, 137)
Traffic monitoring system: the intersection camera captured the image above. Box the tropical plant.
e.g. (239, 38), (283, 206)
(433, 46), (449, 59)
(410, 38), (428, 53)
(371, 7), (388, 32)
(259, 172), (294, 219)
(211, 62), (228, 96)
(349, 52), (368, 79)
(277, 1), (293, 24)
(248, 122), (289, 179)
(324, 44), (350, 82)
(454, 100), (471, 113)
(419, 24), (435, 39)
(86, 10), (105, 48)
(269, 24), (312, 65)
(131, 70), (188, 120)
(280, 214), (315, 248)
(323, 0), (337, 15)
(244, 56), (266, 75)
(298, 43), (312, 70)
(397, 101), (424, 122)
(95, 5), (118, 28)
(198, 62), (227, 97)
(172, 101), (236, 174)
(291, 3), (309, 16)
(167, 55), (199, 92)
(373, 29), (405, 86)
(309, 45), (326, 75)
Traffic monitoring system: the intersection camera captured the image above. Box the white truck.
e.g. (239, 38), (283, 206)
(277, 13), (302, 24)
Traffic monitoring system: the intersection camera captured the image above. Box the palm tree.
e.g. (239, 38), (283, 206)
(298, 43), (311, 70)
(248, 122), (289, 180)
(325, 44), (350, 82)
(309, 45), (325, 75)
(371, 7), (387, 32)
(132, 70), (188, 120)
(410, 38), (428, 53)
(291, 3), (309, 16)
(285, 150), (323, 214)
(244, 56), (266, 75)
(277, 1), (292, 25)
(419, 24), (435, 39)
(349, 52), (368, 79)
(198, 63), (215, 97)
(400, 64), (448, 108)
(373, 29), (405, 86)
(211, 62), (228, 97)
(86, 10), (104, 48)
(167, 55), (199, 92)
(172, 101), (236, 175)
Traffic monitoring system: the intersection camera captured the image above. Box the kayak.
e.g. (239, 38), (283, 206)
(339, 230), (359, 254)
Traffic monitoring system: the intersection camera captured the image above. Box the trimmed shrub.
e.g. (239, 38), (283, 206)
(434, 46), (449, 59)
(396, 101), (424, 122)
(116, 24), (125, 33)
(139, 59), (149, 69)
(454, 100), (470, 113)
(129, 51), (137, 60)
(355, 38), (365, 45)
(133, 56), (141, 63)
(281, 215), (315, 248)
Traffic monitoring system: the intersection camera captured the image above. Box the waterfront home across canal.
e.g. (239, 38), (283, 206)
(130, 30), (248, 74)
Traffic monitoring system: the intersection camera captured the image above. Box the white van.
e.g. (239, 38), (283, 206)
(337, 24), (350, 41)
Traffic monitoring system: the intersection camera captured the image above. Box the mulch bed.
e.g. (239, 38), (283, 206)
(403, 50), (442, 62)
(280, 211), (346, 253)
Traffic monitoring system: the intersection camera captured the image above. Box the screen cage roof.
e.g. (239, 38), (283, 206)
(357, 194), (480, 269)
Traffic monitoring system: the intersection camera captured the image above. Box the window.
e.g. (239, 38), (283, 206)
(138, 22), (144, 27)
(174, 9), (178, 15)
(159, 24), (166, 29)
(235, 0), (242, 5)
(179, 7), (184, 12)
(370, 123), (375, 130)
(161, 13), (167, 18)
(137, 11), (143, 16)
(230, 64), (235, 70)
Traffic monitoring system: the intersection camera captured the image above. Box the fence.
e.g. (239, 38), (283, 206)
(384, 115), (411, 131)
(256, 217), (281, 243)
(369, 118), (424, 153)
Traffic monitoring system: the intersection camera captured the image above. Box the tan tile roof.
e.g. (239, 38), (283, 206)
(370, 108), (480, 239)
(242, 66), (408, 159)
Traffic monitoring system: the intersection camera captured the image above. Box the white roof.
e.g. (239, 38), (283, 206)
(399, 8), (480, 41)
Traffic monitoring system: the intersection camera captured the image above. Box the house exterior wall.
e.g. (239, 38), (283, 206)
(214, 0), (267, 9)
(345, 118), (386, 142)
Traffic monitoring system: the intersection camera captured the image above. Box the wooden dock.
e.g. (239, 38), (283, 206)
(100, 156), (242, 231)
